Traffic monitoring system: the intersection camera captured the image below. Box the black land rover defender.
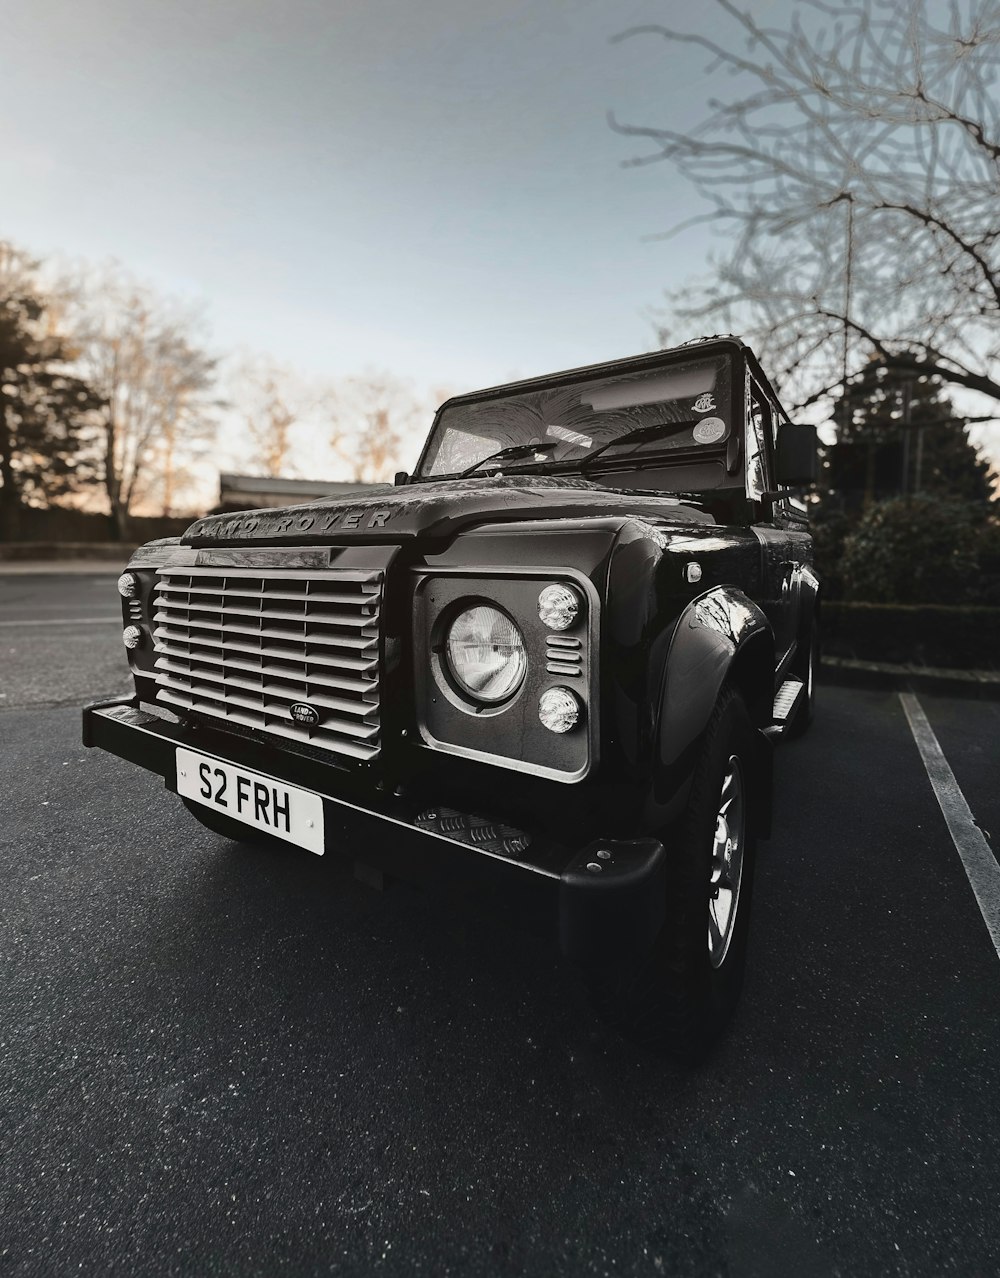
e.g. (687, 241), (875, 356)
(83, 336), (820, 1059)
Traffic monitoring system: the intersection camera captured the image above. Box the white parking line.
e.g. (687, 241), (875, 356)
(900, 691), (1000, 960)
(0, 617), (121, 627)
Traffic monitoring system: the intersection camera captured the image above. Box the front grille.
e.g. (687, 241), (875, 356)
(151, 567), (382, 762)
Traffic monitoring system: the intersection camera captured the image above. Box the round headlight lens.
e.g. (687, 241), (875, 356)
(445, 605), (527, 703)
(117, 572), (140, 599)
(538, 583), (580, 631)
(538, 686), (581, 734)
(122, 625), (143, 650)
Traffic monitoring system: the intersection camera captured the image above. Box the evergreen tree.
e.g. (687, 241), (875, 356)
(822, 361), (993, 512)
(0, 252), (103, 539)
(810, 359), (994, 599)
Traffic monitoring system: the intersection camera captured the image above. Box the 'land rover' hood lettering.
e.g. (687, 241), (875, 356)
(182, 476), (714, 546)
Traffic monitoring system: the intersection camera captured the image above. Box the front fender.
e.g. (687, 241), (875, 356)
(645, 586), (774, 831)
(798, 563), (821, 649)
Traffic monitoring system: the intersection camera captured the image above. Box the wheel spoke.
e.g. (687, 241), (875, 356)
(708, 899), (724, 955)
(708, 754), (745, 969)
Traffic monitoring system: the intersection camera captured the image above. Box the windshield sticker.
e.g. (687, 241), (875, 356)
(693, 416), (726, 444)
(583, 367), (712, 412)
(545, 423), (593, 449)
(693, 393), (716, 414)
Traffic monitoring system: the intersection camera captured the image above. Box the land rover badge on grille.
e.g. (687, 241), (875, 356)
(289, 703), (321, 726)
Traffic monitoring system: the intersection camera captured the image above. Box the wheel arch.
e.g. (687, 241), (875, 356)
(799, 563), (821, 648)
(645, 586), (775, 836)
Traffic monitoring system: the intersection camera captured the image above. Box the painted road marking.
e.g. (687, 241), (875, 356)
(900, 691), (1000, 960)
(0, 617), (121, 628)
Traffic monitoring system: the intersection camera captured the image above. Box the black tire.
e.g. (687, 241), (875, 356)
(585, 687), (759, 1062)
(181, 797), (279, 847)
(786, 620), (818, 739)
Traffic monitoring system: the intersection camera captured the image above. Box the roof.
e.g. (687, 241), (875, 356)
(432, 336), (750, 414)
(219, 473), (378, 497)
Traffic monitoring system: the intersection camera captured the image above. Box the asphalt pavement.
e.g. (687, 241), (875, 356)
(2, 574), (1000, 1277)
(0, 573), (130, 710)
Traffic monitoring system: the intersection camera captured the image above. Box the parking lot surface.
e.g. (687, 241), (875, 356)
(2, 574), (1000, 1276)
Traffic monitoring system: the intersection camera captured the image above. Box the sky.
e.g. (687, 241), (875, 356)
(4, 0), (995, 486)
(1, 0), (792, 400)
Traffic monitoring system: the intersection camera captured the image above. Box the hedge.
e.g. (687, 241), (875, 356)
(2, 507), (192, 544)
(821, 602), (1000, 670)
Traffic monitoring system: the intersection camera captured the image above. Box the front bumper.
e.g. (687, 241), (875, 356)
(82, 697), (666, 966)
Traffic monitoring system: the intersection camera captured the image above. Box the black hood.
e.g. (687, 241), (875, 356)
(183, 476), (714, 546)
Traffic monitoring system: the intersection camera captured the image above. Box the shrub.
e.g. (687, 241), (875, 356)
(808, 506), (856, 600)
(973, 519), (1000, 606)
(822, 602), (1000, 669)
(840, 496), (982, 604)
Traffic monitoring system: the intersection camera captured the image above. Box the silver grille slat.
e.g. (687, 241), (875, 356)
(157, 691), (377, 760)
(156, 676), (379, 738)
(160, 566), (380, 582)
(153, 596), (376, 627)
(152, 642), (377, 695)
(154, 659), (379, 719)
(152, 611), (377, 651)
(152, 625), (376, 673)
(152, 566), (384, 762)
(156, 582), (377, 607)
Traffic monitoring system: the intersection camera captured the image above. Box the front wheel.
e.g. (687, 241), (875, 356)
(584, 687), (759, 1062)
(181, 797), (279, 847)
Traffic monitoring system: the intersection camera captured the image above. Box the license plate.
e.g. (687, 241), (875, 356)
(176, 748), (325, 856)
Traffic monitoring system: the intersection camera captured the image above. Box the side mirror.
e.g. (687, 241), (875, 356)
(393, 470), (409, 487)
(775, 423), (818, 487)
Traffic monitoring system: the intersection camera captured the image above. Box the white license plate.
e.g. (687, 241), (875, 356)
(176, 748), (325, 856)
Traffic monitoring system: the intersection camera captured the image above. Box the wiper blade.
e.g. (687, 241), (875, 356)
(458, 441), (558, 478)
(578, 420), (698, 471)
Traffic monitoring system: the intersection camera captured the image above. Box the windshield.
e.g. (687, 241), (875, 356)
(418, 353), (733, 479)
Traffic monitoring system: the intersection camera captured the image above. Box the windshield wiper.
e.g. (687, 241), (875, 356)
(458, 441), (558, 478)
(577, 420), (699, 472)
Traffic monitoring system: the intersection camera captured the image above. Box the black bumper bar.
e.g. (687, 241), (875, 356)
(82, 698), (666, 966)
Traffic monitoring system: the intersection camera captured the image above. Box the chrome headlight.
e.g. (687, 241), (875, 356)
(444, 605), (527, 703)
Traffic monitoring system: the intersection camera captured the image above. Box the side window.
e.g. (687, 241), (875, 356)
(745, 380), (773, 500)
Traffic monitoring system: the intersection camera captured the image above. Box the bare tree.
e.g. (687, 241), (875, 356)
(230, 356), (332, 478)
(612, 0), (1000, 422)
(332, 372), (425, 483)
(144, 328), (220, 517)
(67, 267), (219, 534)
(0, 242), (38, 299)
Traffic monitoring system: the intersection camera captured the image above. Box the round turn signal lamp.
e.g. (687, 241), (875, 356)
(122, 625), (143, 650)
(538, 686), (581, 733)
(117, 572), (140, 598)
(538, 583), (580, 631)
